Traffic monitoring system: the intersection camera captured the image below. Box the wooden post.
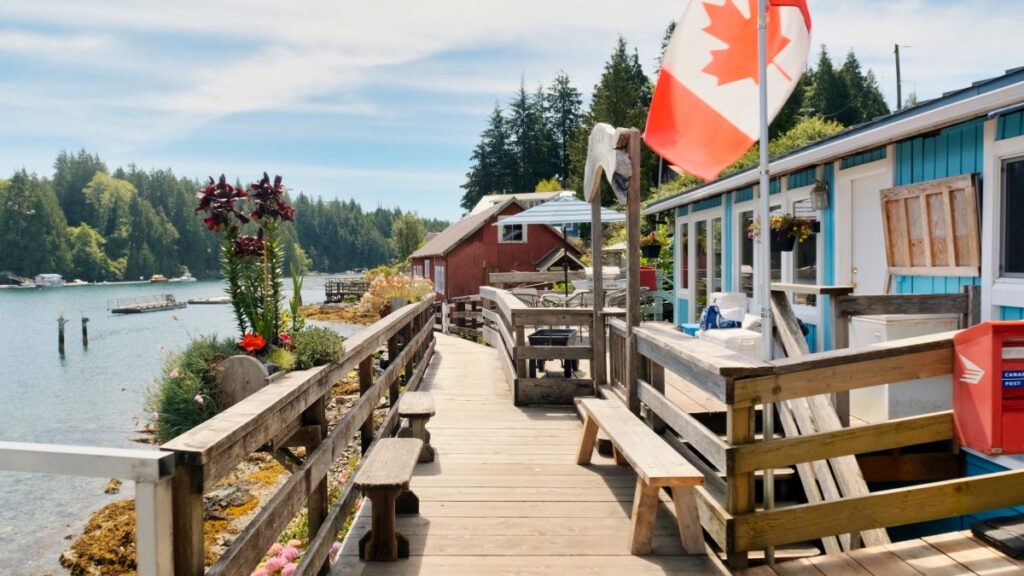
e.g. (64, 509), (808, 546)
(625, 129), (642, 416)
(591, 181), (606, 390)
(726, 403), (755, 569)
(135, 476), (174, 576)
(81, 316), (89, 349)
(359, 356), (374, 453)
(171, 464), (204, 575)
(402, 322), (414, 387)
(58, 315), (68, 355)
(831, 295), (851, 427)
(387, 334), (401, 407)
(650, 361), (666, 435)
(303, 396), (328, 572)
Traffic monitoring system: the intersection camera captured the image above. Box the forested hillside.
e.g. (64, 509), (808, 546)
(0, 151), (447, 281)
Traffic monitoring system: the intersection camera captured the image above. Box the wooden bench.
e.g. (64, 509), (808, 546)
(397, 391), (435, 463)
(353, 437), (424, 561)
(576, 398), (706, 555)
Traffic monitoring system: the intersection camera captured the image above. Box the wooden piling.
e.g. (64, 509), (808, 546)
(81, 316), (90, 348)
(58, 315), (68, 355)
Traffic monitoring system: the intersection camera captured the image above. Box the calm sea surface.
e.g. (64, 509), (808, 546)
(0, 276), (360, 574)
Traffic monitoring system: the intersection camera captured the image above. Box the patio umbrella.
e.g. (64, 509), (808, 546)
(495, 192), (626, 296)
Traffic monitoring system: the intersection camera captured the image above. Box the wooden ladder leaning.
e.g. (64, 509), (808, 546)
(768, 290), (891, 554)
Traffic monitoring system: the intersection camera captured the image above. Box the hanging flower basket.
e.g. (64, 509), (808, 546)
(641, 244), (662, 258)
(770, 229), (797, 252)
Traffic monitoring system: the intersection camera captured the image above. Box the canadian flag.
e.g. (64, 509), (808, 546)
(645, 0), (812, 181)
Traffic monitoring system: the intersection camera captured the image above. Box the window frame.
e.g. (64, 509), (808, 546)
(434, 264), (446, 295)
(497, 216), (528, 244)
(1001, 154), (1024, 279)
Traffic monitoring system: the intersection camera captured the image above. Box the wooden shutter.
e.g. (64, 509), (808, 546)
(879, 174), (980, 277)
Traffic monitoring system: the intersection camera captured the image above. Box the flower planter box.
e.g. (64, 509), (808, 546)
(770, 229), (797, 252)
(641, 244), (662, 258)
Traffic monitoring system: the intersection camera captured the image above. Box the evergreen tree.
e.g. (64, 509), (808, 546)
(68, 224), (123, 281)
(52, 149), (107, 226)
(771, 72), (812, 137)
(569, 36), (657, 204)
(508, 80), (556, 191)
(460, 103), (515, 211)
(0, 170), (71, 276)
(838, 50), (890, 124)
(805, 46), (852, 125)
(545, 73), (583, 183)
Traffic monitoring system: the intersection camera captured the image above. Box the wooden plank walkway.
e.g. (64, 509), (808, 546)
(333, 333), (726, 575)
(740, 531), (1024, 575)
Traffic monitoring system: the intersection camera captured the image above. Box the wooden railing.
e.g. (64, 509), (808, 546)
(324, 278), (370, 303)
(606, 288), (1020, 569)
(434, 295), (482, 339)
(0, 442), (176, 576)
(163, 295), (436, 575)
(479, 287), (596, 405)
(488, 270), (586, 289)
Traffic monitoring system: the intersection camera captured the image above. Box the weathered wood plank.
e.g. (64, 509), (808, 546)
(398, 391), (435, 417)
(834, 294), (968, 317)
(637, 380), (727, 472)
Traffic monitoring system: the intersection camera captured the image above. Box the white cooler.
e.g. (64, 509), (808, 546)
(699, 328), (762, 359)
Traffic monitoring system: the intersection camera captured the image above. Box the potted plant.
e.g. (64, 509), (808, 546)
(747, 214), (816, 253)
(640, 231), (665, 258)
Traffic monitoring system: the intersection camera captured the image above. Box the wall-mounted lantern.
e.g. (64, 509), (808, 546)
(810, 179), (830, 210)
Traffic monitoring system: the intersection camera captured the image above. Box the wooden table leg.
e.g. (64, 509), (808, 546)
(359, 489), (409, 561)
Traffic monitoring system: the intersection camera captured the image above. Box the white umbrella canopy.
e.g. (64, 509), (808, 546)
(494, 192), (626, 296)
(495, 193), (626, 226)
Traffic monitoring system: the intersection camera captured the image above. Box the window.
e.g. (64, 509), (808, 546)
(791, 199), (818, 305)
(739, 205), (782, 298)
(424, 259), (431, 279)
(679, 223), (689, 290)
(435, 264), (446, 294)
(499, 219), (526, 243)
(1003, 157), (1024, 277)
(413, 264), (423, 278)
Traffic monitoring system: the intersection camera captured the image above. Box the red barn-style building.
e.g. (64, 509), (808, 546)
(410, 198), (582, 300)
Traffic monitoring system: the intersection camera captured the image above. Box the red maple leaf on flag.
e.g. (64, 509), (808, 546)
(702, 0), (792, 86)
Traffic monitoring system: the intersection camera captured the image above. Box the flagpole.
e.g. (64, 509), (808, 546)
(757, 0), (776, 565)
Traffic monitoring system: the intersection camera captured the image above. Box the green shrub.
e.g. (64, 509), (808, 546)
(293, 326), (345, 369)
(266, 347), (297, 372)
(148, 335), (237, 443)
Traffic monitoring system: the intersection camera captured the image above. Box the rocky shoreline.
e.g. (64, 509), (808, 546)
(60, 359), (385, 575)
(299, 302), (380, 325)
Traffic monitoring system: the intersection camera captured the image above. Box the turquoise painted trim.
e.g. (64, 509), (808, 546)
(724, 192), (733, 291)
(998, 110), (1024, 141)
(787, 167), (817, 189)
(893, 275), (980, 294)
(895, 118), (984, 186)
(840, 146), (887, 170)
(676, 205), (688, 217)
(804, 324), (817, 353)
(692, 196), (723, 212)
(735, 186), (754, 203)
(823, 163), (836, 350)
(769, 178), (782, 195)
(677, 299), (689, 324)
(963, 452), (1024, 526)
(1002, 306), (1024, 321)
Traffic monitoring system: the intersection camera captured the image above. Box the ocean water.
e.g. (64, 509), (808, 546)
(0, 276), (360, 574)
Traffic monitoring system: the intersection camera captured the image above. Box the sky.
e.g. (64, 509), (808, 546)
(0, 0), (1021, 221)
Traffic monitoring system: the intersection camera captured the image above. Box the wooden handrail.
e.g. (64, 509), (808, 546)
(770, 283), (854, 296)
(165, 295), (436, 575)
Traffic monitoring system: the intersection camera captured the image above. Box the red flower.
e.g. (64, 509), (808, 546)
(279, 333), (292, 349)
(232, 234), (265, 258)
(239, 332), (266, 354)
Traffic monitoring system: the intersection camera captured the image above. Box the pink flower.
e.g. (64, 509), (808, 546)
(267, 543), (283, 556)
(282, 563), (297, 576)
(286, 539), (302, 548)
(281, 546), (300, 562)
(264, 557), (286, 572)
(194, 394), (205, 405)
(150, 411), (159, 421)
(329, 541), (341, 563)
(169, 368), (180, 378)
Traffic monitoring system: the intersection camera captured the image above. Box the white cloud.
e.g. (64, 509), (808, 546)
(0, 29), (118, 61)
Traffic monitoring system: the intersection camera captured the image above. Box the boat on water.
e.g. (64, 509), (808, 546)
(187, 295), (230, 305)
(169, 272), (197, 283)
(149, 274), (169, 283)
(108, 294), (187, 314)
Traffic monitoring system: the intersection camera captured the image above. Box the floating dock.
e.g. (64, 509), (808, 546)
(187, 295), (230, 305)
(108, 294), (187, 314)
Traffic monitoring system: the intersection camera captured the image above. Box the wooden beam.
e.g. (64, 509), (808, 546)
(732, 469), (1024, 551)
(637, 380), (727, 471)
(834, 294), (968, 317)
(770, 283), (855, 297)
(725, 404), (754, 569)
(625, 129), (641, 416)
(728, 411), (954, 474)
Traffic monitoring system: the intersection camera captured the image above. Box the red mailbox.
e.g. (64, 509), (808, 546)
(953, 321), (1024, 454)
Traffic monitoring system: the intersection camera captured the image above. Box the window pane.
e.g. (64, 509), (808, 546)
(696, 220), (708, 317)
(711, 217), (723, 294)
(1005, 158), (1024, 276)
(740, 211), (754, 297)
(793, 200), (818, 306)
(680, 223), (689, 290)
(501, 224), (524, 242)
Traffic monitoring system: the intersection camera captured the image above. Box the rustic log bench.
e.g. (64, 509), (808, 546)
(397, 391), (435, 463)
(353, 437), (424, 561)
(575, 398), (706, 555)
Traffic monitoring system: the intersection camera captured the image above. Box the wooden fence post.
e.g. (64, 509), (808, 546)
(136, 476), (174, 576)
(726, 403), (755, 569)
(359, 356), (374, 453)
(625, 129), (642, 416)
(388, 333), (401, 407)
(172, 464), (204, 575)
(831, 294), (851, 427)
(649, 361), (666, 435)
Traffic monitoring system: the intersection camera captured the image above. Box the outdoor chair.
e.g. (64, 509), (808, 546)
(511, 287), (538, 307)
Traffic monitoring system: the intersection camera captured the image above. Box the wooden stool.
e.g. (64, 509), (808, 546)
(353, 438), (423, 561)
(397, 391), (435, 463)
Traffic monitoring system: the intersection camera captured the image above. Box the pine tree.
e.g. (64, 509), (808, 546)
(508, 80), (556, 191)
(53, 149), (107, 226)
(545, 72), (583, 184)
(390, 212), (426, 261)
(806, 46), (852, 125)
(838, 50), (890, 124)
(460, 103), (515, 211)
(0, 170), (71, 276)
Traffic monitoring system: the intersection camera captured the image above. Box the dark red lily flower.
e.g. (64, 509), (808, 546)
(196, 174), (249, 230)
(232, 235), (265, 258)
(248, 172), (294, 222)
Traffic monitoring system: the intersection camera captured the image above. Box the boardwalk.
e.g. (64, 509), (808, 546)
(740, 531), (1024, 575)
(333, 333), (725, 575)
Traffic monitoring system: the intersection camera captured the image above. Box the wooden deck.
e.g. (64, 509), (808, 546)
(332, 333), (726, 575)
(740, 531), (1024, 575)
